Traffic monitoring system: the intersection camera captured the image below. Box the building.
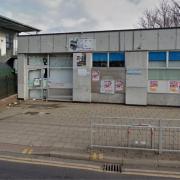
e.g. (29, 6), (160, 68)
(0, 15), (40, 99)
(0, 15), (40, 66)
(18, 27), (180, 106)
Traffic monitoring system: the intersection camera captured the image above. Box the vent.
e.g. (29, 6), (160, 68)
(103, 163), (122, 173)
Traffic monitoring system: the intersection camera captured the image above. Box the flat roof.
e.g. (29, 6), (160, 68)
(0, 15), (40, 32)
(19, 26), (180, 37)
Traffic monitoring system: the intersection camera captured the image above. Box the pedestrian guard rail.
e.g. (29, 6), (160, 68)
(90, 117), (180, 153)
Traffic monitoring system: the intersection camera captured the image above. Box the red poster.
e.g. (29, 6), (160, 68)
(115, 80), (124, 91)
(150, 80), (158, 92)
(92, 70), (100, 82)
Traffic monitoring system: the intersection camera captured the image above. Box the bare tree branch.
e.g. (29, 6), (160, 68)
(138, 0), (180, 28)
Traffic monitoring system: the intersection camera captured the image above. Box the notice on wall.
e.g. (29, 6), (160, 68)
(78, 68), (88, 76)
(76, 53), (86, 66)
(100, 80), (115, 94)
(149, 80), (158, 92)
(92, 70), (100, 82)
(169, 80), (179, 93)
(69, 38), (96, 52)
(115, 80), (124, 92)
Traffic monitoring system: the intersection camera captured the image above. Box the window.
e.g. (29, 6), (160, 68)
(109, 52), (125, 67)
(6, 33), (13, 49)
(93, 53), (108, 67)
(149, 52), (166, 61)
(169, 51), (180, 67)
(149, 69), (180, 80)
(169, 52), (180, 61)
(93, 52), (125, 67)
(149, 52), (167, 68)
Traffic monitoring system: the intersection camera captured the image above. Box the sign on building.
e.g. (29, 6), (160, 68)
(69, 38), (96, 52)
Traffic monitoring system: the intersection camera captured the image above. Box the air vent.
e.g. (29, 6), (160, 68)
(103, 163), (122, 173)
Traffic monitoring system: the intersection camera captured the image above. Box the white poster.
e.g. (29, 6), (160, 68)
(115, 80), (124, 91)
(168, 80), (179, 93)
(69, 38), (96, 51)
(100, 80), (115, 94)
(78, 69), (88, 76)
(92, 70), (100, 82)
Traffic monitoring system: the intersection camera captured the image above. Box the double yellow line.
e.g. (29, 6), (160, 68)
(22, 147), (33, 155)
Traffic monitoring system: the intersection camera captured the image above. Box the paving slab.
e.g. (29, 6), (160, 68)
(0, 100), (180, 168)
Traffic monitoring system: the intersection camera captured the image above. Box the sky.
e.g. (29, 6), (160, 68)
(0, 0), (162, 34)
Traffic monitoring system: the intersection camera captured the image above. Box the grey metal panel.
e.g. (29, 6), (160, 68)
(124, 31), (133, 51)
(158, 29), (176, 50)
(126, 87), (147, 105)
(125, 51), (148, 105)
(17, 54), (26, 98)
(134, 30), (158, 50)
(120, 32), (125, 51)
(73, 68), (91, 102)
(125, 51), (148, 68)
(176, 29), (180, 49)
(40, 35), (53, 53)
(80, 32), (95, 38)
(53, 34), (67, 52)
(95, 32), (109, 51)
(91, 93), (125, 104)
(18, 36), (29, 53)
(126, 69), (147, 88)
(109, 32), (119, 51)
(29, 36), (41, 53)
(148, 93), (180, 106)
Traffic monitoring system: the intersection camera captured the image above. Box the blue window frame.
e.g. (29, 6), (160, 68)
(109, 52), (125, 62)
(169, 52), (180, 61)
(149, 52), (166, 61)
(93, 53), (108, 67)
(109, 52), (125, 67)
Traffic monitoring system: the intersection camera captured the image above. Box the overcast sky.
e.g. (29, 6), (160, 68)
(0, 0), (162, 33)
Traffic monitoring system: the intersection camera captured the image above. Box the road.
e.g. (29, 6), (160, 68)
(0, 160), (177, 180)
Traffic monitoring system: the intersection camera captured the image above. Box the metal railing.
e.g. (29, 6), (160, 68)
(91, 117), (180, 153)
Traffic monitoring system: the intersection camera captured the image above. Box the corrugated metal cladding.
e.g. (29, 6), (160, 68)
(18, 28), (180, 53)
(18, 28), (180, 106)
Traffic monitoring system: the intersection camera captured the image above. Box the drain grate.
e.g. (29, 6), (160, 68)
(103, 163), (122, 173)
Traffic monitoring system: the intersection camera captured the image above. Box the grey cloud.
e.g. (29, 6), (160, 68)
(44, 0), (98, 33)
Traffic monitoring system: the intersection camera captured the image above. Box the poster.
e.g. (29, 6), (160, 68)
(115, 80), (124, 91)
(169, 80), (179, 93)
(149, 80), (158, 92)
(92, 70), (100, 82)
(78, 69), (88, 76)
(76, 53), (86, 66)
(100, 80), (115, 94)
(69, 38), (96, 51)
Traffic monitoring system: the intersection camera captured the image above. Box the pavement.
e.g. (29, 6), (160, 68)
(0, 97), (180, 172)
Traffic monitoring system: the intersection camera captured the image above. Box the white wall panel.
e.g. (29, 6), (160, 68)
(41, 35), (53, 53)
(158, 29), (176, 50)
(95, 32), (109, 51)
(18, 36), (29, 53)
(53, 34), (67, 52)
(109, 32), (119, 51)
(134, 30), (158, 50)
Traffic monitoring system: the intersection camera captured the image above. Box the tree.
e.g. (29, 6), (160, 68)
(138, 0), (180, 28)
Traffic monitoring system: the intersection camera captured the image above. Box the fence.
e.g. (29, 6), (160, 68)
(0, 75), (17, 99)
(91, 117), (180, 153)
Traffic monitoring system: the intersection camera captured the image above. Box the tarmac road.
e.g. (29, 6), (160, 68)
(0, 159), (177, 180)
